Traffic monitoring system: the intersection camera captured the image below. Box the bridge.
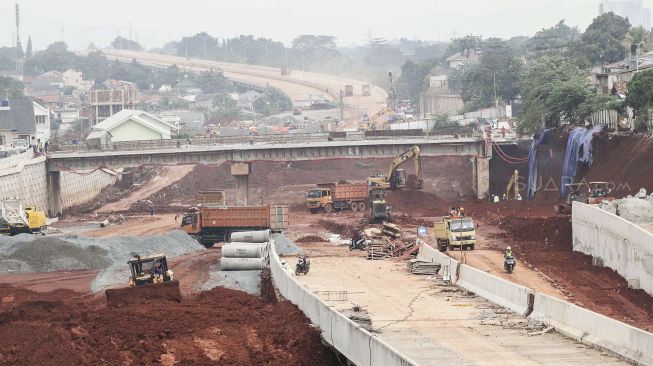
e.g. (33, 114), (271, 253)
(46, 135), (509, 214)
(99, 49), (388, 126)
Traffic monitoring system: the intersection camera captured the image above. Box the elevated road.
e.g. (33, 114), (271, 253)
(100, 49), (388, 125)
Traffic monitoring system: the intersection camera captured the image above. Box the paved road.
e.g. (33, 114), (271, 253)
(99, 49), (387, 125)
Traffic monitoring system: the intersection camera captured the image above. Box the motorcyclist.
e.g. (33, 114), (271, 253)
(505, 246), (513, 258)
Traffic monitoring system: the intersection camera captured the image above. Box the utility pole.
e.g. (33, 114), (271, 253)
(493, 73), (498, 107)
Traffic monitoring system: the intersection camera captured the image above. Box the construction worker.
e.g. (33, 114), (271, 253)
(505, 246), (513, 259)
(459, 207), (465, 217)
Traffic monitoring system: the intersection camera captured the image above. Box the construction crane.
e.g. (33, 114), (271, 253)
(366, 72), (399, 130)
(368, 145), (423, 190)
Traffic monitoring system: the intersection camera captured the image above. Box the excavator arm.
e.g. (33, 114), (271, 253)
(387, 146), (423, 190)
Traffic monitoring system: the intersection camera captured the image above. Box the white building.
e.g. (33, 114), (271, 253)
(86, 109), (173, 148)
(601, 0), (651, 30)
(32, 101), (51, 142)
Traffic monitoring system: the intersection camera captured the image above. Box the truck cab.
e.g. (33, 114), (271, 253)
(180, 207), (200, 234)
(434, 216), (476, 251)
(306, 188), (331, 212)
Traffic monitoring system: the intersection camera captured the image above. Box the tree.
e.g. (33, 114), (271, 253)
(396, 59), (440, 104)
(191, 70), (231, 93)
(578, 12), (631, 65)
(626, 69), (653, 130)
(176, 32), (219, 59)
(25, 36), (32, 59)
(623, 26), (652, 58)
(0, 76), (24, 97)
(0, 47), (18, 71)
(451, 38), (523, 110)
(212, 94), (239, 117)
(111, 36), (143, 51)
(518, 55), (620, 134)
(24, 42), (77, 75)
(253, 87), (292, 116)
(527, 20), (580, 58)
(445, 36), (482, 59)
(75, 51), (110, 81)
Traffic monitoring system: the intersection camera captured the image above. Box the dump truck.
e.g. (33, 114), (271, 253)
(344, 84), (354, 97)
(434, 216), (476, 251)
(105, 254), (181, 308)
(306, 182), (369, 213)
(362, 84), (371, 96)
(181, 205), (289, 248)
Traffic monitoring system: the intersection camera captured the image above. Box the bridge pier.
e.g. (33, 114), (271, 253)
(473, 156), (490, 200)
(231, 162), (252, 206)
(47, 171), (62, 216)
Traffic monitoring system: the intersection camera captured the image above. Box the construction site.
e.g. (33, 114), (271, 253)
(2, 4), (653, 363)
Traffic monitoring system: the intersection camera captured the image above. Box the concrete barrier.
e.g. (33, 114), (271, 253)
(417, 243), (460, 283)
(573, 202), (653, 295)
(529, 293), (653, 365)
(457, 264), (534, 316)
(269, 244), (417, 366)
(220, 257), (266, 270)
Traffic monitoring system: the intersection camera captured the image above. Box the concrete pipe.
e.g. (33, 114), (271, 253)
(230, 230), (270, 243)
(221, 257), (266, 271)
(222, 243), (267, 258)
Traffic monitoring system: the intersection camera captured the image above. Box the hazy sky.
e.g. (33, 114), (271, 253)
(1, 0), (651, 51)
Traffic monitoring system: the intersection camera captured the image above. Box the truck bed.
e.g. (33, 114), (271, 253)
(318, 183), (369, 201)
(200, 205), (289, 230)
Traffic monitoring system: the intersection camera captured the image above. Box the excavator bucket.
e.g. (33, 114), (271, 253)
(105, 280), (182, 308)
(406, 174), (423, 190)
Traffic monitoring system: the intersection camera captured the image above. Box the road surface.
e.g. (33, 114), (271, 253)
(99, 49), (388, 126)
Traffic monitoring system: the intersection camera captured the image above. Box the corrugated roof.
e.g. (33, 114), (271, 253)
(0, 99), (36, 133)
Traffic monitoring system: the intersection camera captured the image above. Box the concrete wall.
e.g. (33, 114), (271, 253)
(0, 154), (118, 214)
(418, 242), (653, 365)
(530, 293), (653, 366)
(270, 244), (417, 366)
(572, 202), (653, 295)
(60, 169), (119, 209)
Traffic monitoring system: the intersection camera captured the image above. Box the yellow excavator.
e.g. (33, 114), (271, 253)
(368, 145), (423, 190)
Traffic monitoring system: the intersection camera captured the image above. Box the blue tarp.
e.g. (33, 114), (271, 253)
(559, 125), (604, 197)
(527, 129), (551, 200)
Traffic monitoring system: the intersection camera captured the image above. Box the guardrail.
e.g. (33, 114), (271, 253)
(51, 131), (487, 154)
(416, 244), (653, 365)
(270, 243), (417, 366)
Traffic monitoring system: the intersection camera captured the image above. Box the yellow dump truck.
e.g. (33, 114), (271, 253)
(434, 216), (476, 252)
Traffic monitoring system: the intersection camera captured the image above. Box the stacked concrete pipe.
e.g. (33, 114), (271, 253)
(221, 230), (271, 271)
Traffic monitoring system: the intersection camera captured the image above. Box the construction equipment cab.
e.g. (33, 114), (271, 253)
(368, 188), (391, 223)
(555, 183), (587, 213)
(24, 206), (47, 232)
(368, 145), (423, 190)
(128, 254), (174, 286)
(587, 182), (615, 204)
(434, 216), (476, 251)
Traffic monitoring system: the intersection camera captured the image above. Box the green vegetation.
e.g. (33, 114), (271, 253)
(111, 36), (144, 51)
(0, 76), (24, 98)
(253, 87), (293, 116)
(626, 69), (653, 131)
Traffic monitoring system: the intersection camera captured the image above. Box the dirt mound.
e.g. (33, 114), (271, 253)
(105, 281), (182, 308)
(316, 219), (356, 238)
(296, 235), (327, 243)
(0, 284), (338, 365)
(498, 216), (572, 250)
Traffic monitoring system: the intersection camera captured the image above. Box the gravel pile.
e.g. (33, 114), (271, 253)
(200, 266), (261, 295)
(599, 196), (653, 224)
(272, 233), (301, 255)
(0, 230), (202, 293)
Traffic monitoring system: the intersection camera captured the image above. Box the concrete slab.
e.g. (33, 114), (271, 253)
(295, 256), (629, 366)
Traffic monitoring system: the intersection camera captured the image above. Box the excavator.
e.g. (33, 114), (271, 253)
(368, 146), (423, 190)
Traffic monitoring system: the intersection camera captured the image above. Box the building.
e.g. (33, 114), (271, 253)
(86, 109), (173, 148)
(0, 99), (36, 147)
(158, 110), (206, 133)
(446, 50), (480, 69)
(88, 80), (138, 125)
(62, 69), (94, 90)
(32, 101), (51, 142)
(600, 0), (651, 30)
(172, 77), (201, 95)
(420, 75), (464, 117)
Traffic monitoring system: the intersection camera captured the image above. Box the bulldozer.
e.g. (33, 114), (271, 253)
(587, 182), (615, 204)
(368, 188), (392, 223)
(368, 145), (423, 190)
(105, 254), (181, 308)
(555, 183), (588, 214)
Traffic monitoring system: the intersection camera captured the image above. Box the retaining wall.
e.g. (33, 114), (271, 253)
(0, 155), (118, 214)
(530, 293), (653, 366)
(572, 202), (653, 296)
(270, 246), (417, 366)
(418, 242), (653, 365)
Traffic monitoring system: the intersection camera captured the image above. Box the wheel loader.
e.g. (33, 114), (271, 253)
(105, 254), (181, 307)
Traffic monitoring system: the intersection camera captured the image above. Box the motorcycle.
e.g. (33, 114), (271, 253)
(349, 238), (367, 251)
(504, 255), (516, 273)
(295, 256), (310, 275)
